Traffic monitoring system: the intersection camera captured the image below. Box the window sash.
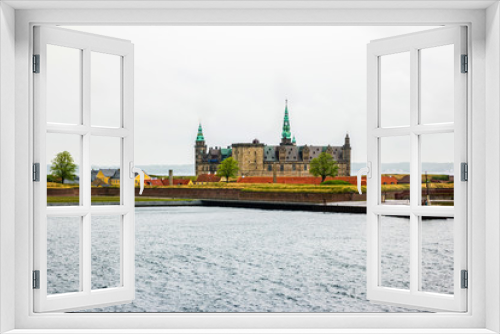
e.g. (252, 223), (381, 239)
(366, 26), (468, 312)
(33, 25), (136, 312)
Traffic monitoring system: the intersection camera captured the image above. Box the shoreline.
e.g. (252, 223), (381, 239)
(47, 199), (447, 217)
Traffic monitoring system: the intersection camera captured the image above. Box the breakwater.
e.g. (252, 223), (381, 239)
(200, 199), (366, 213)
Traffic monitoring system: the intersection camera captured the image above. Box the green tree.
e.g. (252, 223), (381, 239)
(51, 151), (77, 184)
(216, 157), (239, 183)
(309, 152), (339, 182)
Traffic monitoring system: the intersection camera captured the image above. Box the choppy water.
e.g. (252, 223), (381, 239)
(47, 207), (453, 312)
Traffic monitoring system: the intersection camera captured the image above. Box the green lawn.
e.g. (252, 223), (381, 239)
(240, 185), (364, 194)
(47, 196), (193, 203)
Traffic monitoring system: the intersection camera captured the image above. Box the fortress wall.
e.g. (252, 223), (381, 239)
(132, 187), (365, 203)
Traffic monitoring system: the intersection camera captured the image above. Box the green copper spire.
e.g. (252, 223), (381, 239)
(292, 136), (296, 144)
(196, 123), (205, 142)
(281, 100), (292, 140)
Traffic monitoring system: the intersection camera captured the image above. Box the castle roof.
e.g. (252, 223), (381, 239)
(208, 148), (220, 156)
(221, 148), (232, 158)
(264, 146), (277, 162)
(262, 144), (345, 162)
(284, 145), (299, 161)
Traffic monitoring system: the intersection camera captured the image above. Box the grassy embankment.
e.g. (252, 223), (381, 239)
(47, 196), (193, 203)
(47, 175), (454, 202)
(47, 183), (193, 203)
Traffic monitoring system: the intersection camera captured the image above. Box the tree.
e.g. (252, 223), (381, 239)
(51, 151), (77, 184)
(216, 157), (239, 183)
(309, 152), (339, 182)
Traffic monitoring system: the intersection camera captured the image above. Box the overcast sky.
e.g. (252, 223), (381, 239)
(47, 25), (454, 167)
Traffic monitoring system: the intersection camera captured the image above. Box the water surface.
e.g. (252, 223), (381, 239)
(46, 207), (454, 312)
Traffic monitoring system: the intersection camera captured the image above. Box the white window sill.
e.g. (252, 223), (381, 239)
(3, 329), (498, 334)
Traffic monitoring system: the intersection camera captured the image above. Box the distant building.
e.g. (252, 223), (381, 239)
(161, 178), (193, 186)
(91, 168), (151, 187)
(63, 176), (80, 185)
(195, 174), (221, 184)
(398, 175), (411, 184)
(195, 101), (352, 177)
(145, 179), (163, 187)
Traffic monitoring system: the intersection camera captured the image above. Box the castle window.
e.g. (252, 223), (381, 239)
(304, 165), (308, 171)
(292, 164), (296, 171)
(268, 165), (272, 171)
(280, 165), (284, 172)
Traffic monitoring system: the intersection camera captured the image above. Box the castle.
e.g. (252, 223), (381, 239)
(195, 102), (351, 177)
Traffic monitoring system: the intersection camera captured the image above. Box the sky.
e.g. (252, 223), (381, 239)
(46, 25), (454, 168)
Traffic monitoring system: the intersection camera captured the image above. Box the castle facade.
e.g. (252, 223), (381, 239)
(195, 102), (351, 177)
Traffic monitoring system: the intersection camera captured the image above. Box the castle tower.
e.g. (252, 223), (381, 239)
(281, 100), (293, 145)
(195, 123), (207, 176)
(302, 145), (310, 162)
(343, 133), (351, 176)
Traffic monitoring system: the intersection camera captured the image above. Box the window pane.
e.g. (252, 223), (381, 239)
(46, 44), (81, 125)
(420, 45), (454, 125)
(420, 217), (454, 294)
(90, 136), (121, 205)
(420, 133), (454, 206)
(46, 133), (81, 206)
(47, 216), (81, 294)
(380, 215), (410, 290)
(92, 215), (122, 290)
(380, 52), (410, 128)
(380, 136), (410, 205)
(91, 52), (122, 128)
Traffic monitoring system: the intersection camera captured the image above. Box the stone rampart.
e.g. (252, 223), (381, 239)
(47, 187), (365, 203)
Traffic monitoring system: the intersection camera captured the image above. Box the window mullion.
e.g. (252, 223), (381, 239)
(409, 47), (420, 294)
(82, 47), (91, 209)
(81, 48), (92, 295)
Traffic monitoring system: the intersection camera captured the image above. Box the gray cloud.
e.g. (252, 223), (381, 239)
(49, 25), (446, 167)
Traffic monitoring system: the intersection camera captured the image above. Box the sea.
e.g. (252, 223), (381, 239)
(50, 163), (455, 177)
(46, 206), (454, 313)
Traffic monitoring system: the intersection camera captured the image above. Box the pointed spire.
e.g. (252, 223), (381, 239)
(292, 136), (296, 144)
(344, 132), (351, 148)
(281, 100), (291, 140)
(196, 123), (205, 142)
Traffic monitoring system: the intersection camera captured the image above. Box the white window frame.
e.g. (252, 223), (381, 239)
(33, 26), (136, 313)
(366, 26), (468, 312)
(1, 2), (499, 333)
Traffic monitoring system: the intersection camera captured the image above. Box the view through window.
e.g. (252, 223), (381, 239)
(43, 26), (458, 312)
